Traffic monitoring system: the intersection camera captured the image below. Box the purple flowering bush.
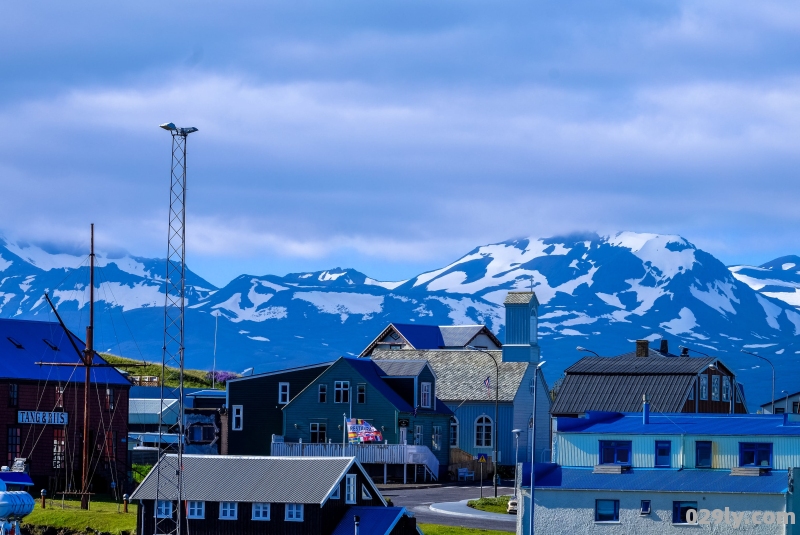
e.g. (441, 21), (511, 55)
(206, 370), (239, 385)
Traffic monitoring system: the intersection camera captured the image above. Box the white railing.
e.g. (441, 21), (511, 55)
(271, 437), (438, 480)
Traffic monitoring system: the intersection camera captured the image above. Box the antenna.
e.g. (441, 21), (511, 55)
(157, 122), (198, 535)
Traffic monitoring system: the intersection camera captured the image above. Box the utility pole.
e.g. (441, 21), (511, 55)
(156, 122), (198, 535)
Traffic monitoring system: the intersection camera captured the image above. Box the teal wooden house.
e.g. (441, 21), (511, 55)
(277, 357), (453, 482)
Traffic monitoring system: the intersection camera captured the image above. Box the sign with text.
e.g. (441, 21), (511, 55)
(347, 419), (383, 443)
(18, 411), (68, 425)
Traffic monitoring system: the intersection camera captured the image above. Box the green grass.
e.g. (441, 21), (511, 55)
(23, 494), (137, 535)
(419, 524), (512, 535)
(101, 353), (228, 389)
(132, 463), (153, 484)
(466, 495), (511, 514)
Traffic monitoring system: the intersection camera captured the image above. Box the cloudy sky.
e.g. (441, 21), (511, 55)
(2, 1), (799, 286)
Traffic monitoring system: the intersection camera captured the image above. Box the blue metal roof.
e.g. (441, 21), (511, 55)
(0, 472), (33, 486)
(557, 411), (800, 436)
(392, 324), (445, 349)
(521, 463), (788, 494)
(342, 358), (452, 416)
(330, 507), (409, 535)
(0, 319), (130, 386)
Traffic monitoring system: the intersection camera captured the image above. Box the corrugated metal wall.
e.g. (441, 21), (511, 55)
(556, 432), (800, 469)
(447, 401), (516, 464)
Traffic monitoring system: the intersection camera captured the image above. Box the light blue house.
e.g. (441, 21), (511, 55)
(365, 292), (551, 472)
(517, 409), (800, 534)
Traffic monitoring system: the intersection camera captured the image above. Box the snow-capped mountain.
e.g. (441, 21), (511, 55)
(730, 255), (800, 309)
(0, 232), (797, 407)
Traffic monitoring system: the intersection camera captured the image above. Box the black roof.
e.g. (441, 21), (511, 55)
(566, 353), (715, 375)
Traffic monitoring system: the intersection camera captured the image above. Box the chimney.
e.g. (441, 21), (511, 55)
(642, 394), (650, 425)
(659, 339), (669, 355)
(354, 515), (360, 535)
(636, 340), (649, 358)
(681, 347), (689, 357)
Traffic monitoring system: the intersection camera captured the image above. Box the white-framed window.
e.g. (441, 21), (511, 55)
(449, 416), (459, 447)
(318, 384), (327, 403)
(252, 503), (270, 521)
(362, 484), (373, 500)
(334, 381), (350, 403)
(722, 376), (731, 402)
(155, 500), (173, 518)
(712, 376), (720, 401)
(187, 501), (205, 519)
(232, 405), (243, 431)
(432, 425), (442, 451)
(278, 382), (290, 404)
(700, 375), (708, 401)
(421, 382), (432, 408)
(475, 415), (492, 448)
(330, 484), (340, 499)
(219, 502), (238, 520)
(414, 424), (423, 445)
(345, 474), (357, 504)
(285, 503), (304, 521)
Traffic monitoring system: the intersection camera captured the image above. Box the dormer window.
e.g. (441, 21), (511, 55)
(421, 383), (432, 408)
(599, 441), (631, 465)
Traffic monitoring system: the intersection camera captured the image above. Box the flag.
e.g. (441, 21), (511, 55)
(347, 418), (383, 443)
(484, 376), (491, 398)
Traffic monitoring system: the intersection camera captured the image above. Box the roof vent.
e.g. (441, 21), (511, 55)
(659, 339), (669, 355)
(680, 347), (689, 357)
(6, 337), (23, 350)
(635, 340), (649, 358)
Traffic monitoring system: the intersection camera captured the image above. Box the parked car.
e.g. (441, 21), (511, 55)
(507, 496), (518, 514)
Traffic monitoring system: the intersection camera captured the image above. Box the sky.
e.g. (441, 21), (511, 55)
(1, 1), (799, 287)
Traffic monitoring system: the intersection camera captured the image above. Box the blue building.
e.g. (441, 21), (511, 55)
(517, 409), (800, 534)
(366, 292), (551, 471)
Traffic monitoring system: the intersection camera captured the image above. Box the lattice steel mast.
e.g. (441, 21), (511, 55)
(156, 122), (198, 535)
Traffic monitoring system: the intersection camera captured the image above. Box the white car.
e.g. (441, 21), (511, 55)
(507, 496), (518, 514)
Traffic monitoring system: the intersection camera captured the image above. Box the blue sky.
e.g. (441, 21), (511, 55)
(1, 1), (799, 286)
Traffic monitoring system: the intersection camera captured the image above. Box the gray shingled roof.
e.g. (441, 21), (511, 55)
(130, 455), (378, 504)
(439, 325), (484, 347)
(552, 354), (715, 415)
(504, 292), (536, 304)
(371, 349), (528, 402)
(373, 360), (428, 377)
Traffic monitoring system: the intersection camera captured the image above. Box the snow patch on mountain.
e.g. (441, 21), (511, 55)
(659, 307), (698, 335)
(764, 290), (800, 307)
(365, 278), (406, 290)
(292, 291), (384, 323)
(427, 296), (502, 327)
(755, 294), (782, 330)
(609, 232), (696, 279)
(597, 292), (625, 309)
(0, 256), (11, 272)
(690, 280), (738, 315)
(257, 280), (289, 293)
(212, 292), (287, 323)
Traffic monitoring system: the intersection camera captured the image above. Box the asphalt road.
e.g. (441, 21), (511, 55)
(382, 484), (517, 532)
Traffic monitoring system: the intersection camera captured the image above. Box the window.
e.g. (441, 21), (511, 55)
(318, 384), (327, 403)
(285, 503), (304, 521)
(334, 381), (350, 403)
(310, 423), (326, 444)
(595, 500), (619, 522)
(53, 429), (65, 469)
(232, 406), (243, 430)
(390, 332), (400, 340)
(357, 384), (366, 404)
(722, 376), (731, 402)
(775, 407), (786, 414)
(8, 384), (17, 408)
(346, 474), (357, 504)
(640, 500), (651, 515)
(421, 382), (432, 408)
(696, 441), (712, 468)
(712, 376), (720, 401)
(252, 503), (270, 520)
(475, 416), (492, 447)
(362, 484), (372, 500)
(673, 501), (698, 524)
(278, 382), (290, 404)
(188, 424), (215, 444)
(739, 442), (772, 467)
(449, 417), (458, 447)
(655, 441), (671, 468)
(700, 375), (708, 400)
(432, 425), (442, 451)
(55, 386), (64, 409)
(794, 402), (800, 414)
(156, 500), (173, 518)
(414, 424), (423, 446)
(599, 441), (632, 465)
(330, 485), (340, 499)
(106, 388), (115, 410)
(7, 427), (20, 466)
(219, 502), (238, 520)
(187, 501), (205, 519)
(688, 380), (694, 401)
(389, 344), (402, 350)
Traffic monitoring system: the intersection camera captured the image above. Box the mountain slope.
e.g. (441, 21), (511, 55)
(730, 255), (800, 309)
(0, 232), (797, 407)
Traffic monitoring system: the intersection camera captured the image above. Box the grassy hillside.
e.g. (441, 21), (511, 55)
(100, 354), (229, 390)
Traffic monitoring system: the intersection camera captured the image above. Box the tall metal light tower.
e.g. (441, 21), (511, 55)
(156, 122), (198, 535)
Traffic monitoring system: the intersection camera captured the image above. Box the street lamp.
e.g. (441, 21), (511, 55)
(680, 345), (711, 357)
(467, 345), (500, 498)
(530, 359), (545, 535)
(576, 346), (600, 357)
(512, 429), (522, 497)
(741, 349), (775, 414)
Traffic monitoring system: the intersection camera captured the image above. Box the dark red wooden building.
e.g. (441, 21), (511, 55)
(0, 319), (130, 493)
